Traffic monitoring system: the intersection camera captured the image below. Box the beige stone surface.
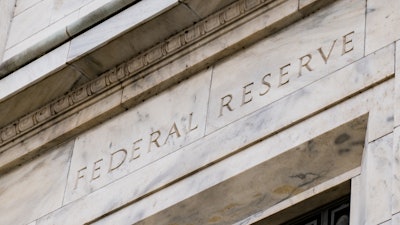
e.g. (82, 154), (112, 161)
(2, 10), (76, 61)
(2, 1), (400, 224)
(367, 71), (395, 142)
(0, 0), (15, 61)
(120, 0), (300, 109)
(393, 212), (400, 224)
(350, 175), (361, 225)
(95, 115), (365, 225)
(396, 41), (400, 127)
(0, 43), (88, 128)
(2, 0), (152, 66)
(209, 39), (392, 141)
(0, 42), (70, 101)
(0, 0), (316, 173)
(365, 0), (400, 55)
(393, 127), (400, 214)
(299, 0), (318, 8)
(6, 0), (52, 48)
(181, 0), (238, 18)
(0, 140), (73, 225)
(240, 170), (356, 225)
(14, 0), (42, 16)
(67, 0), (178, 62)
(78, 0), (113, 18)
(37, 79), (372, 225)
(69, 2), (200, 78)
(49, 0), (91, 23)
(35, 48), (394, 225)
(381, 219), (392, 225)
(361, 133), (393, 225)
(207, 0), (365, 133)
(0, 86), (124, 173)
(63, 69), (211, 203)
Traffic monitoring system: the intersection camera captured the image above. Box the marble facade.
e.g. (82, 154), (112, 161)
(0, 0), (399, 224)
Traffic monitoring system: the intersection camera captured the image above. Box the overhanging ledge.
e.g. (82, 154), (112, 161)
(124, 114), (367, 225)
(0, 0), (240, 130)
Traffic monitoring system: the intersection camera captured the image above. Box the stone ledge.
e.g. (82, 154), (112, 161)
(97, 121), (364, 225)
(0, 0), (180, 130)
(0, 0), (141, 77)
(0, 0), (331, 174)
(0, 0), (271, 144)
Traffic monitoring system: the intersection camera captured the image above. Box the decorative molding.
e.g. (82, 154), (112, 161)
(0, 0), (281, 148)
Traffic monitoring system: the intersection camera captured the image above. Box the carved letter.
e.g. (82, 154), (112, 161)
(318, 39), (336, 64)
(187, 112), (198, 133)
(279, 63), (291, 86)
(164, 122), (181, 144)
(149, 130), (161, 152)
(241, 82), (254, 106)
(260, 73), (271, 96)
(74, 167), (87, 190)
(91, 159), (103, 181)
(342, 31), (355, 55)
(298, 54), (313, 77)
(219, 94), (234, 117)
(130, 139), (142, 161)
(109, 149), (127, 172)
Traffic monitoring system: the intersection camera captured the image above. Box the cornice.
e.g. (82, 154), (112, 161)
(0, 0), (142, 78)
(0, 0), (282, 149)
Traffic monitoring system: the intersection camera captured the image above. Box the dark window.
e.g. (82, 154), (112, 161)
(282, 196), (350, 225)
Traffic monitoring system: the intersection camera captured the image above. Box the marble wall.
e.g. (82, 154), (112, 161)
(0, 140), (74, 225)
(2, 0), (136, 61)
(1, 0), (400, 224)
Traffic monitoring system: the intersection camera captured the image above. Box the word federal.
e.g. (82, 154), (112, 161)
(74, 112), (199, 190)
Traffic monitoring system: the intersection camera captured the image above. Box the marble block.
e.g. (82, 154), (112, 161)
(69, 2), (199, 78)
(91, 115), (366, 225)
(393, 212), (400, 224)
(37, 83), (372, 225)
(78, 0), (113, 18)
(380, 219), (392, 225)
(35, 26), (395, 223)
(365, 0), (400, 55)
(395, 41), (400, 127)
(6, 0), (52, 49)
(0, 141), (73, 225)
(49, 0), (90, 23)
(13, 0), (42, 16)
(362, 134), (393, 225)
(67, 0), (178, 62)
(206, 0), (365, 133)
(181, 0), (237, 18)
(0, 0), (15, 62)
(0, 86), (126, 175)
(299, 0), (318, 8)
(63, 68), (212, 203)
(367, 77), (395, 142)
(350, 175), (361, 225)
(0, 42), (70, 102)
(35, 54), (395, 225)
(393, 127), (400, 214)
(2, 10), (76, 61)
(0, 46), (85, 129)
